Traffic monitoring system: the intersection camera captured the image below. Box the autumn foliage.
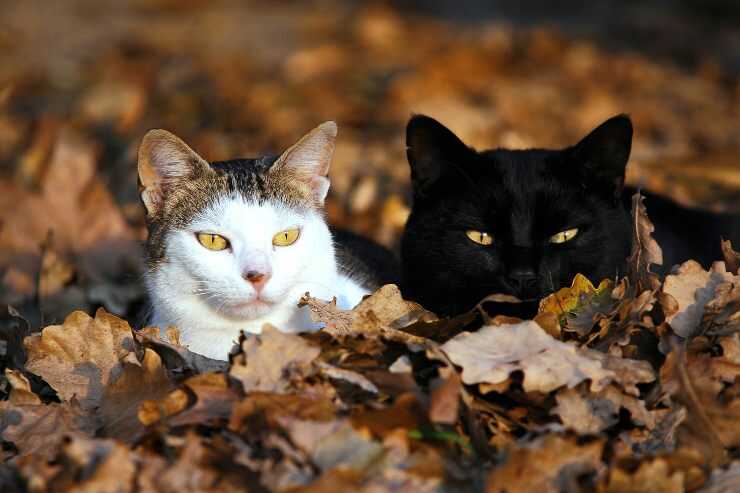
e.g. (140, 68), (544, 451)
(2, 3), (740, 492)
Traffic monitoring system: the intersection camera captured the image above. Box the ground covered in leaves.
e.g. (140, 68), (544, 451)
(1, 1), (740, 492)
(1, 199), (740, 492)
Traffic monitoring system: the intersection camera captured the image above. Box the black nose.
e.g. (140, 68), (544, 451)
(507, 268), (538, 293)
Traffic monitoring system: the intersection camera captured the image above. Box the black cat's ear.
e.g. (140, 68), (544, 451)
(571, 114), (632, 196)
(406, 114), (472, 196)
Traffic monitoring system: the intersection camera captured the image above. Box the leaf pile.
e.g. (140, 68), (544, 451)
(1, 202), (740, 492)
(1, 2), (740, 492)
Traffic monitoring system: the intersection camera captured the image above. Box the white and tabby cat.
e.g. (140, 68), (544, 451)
(137, 122), (397, 359)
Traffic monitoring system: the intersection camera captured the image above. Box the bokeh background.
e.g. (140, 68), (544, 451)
(1, 0), (739, 327)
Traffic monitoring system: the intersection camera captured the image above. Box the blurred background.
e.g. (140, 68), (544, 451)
(0, 0), (738, 327)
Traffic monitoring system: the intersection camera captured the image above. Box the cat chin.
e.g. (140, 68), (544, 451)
(220, 299), (274, 319)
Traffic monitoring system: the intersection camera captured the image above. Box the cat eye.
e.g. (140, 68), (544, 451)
(549, 228), (579, 244)
(197, 233), (230, 251)
(272, 228), (300, 247)
(466, 230), (494, 246)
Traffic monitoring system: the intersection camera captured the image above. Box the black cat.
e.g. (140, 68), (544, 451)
(400, 114), (740, 317)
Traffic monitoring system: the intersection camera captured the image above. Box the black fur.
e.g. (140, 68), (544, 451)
(401, 114), (739, 317)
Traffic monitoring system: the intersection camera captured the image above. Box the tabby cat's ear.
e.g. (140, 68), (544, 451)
(270, 121), (337, 205)
(406, 115), (472, 197)
(137, 129), (212, 216)
(571, 114), (633, 197)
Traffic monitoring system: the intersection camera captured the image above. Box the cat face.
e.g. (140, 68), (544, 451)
(401, 115), (633, 316)
(138, 123), (339, 324)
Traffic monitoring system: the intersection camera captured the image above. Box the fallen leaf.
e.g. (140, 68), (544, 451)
(486, 435), (604, 493)
(662, 261), (735, 338)
(98, 348), (174, 441)
(552, 385), (655, 434)
(229, 325), (320, 393)
(539, 274), (615, 336)
(439, 321), (616, 393)
(53, 436), (138, 493)
(4, 369), (40, 405)
(428, 368), (461, 425)
(698, 461), (740, 493)
(721, 240), (740, 274)
(135, 327), (229, 376)
(24, 308), (135, 411)
(702, 277), (740, 336)
(0, 400), (93, 459)
(606, 458), (684, 493)
(282, 419), (384, 471)
(301, 285), (433, 347)
(628, 193), (663, 293)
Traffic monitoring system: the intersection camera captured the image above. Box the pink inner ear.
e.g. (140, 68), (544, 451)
(311, 176), (330, 202)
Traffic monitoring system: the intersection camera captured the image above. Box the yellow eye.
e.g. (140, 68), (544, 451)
(466, 230), (493, 246)
(197, 233), (229, 251)
(550, 228), (579, 244)
(272, 228), (300, 247)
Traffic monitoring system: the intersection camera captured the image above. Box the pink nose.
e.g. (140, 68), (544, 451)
(244, 270), (270, 291)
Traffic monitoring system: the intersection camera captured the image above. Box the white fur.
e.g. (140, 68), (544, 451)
(146, 195), (367, 360)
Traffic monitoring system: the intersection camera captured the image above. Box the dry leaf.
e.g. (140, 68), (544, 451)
(697, 461), (740, 493)
(628, 193), (663, 293)
(0, 400), (93, 459)
(301, 285), (433, 347)
(662, 261), (735, 338)
(229, 325), (320, 393)
(721, 240), (740, 274)
(552, 385), (655, 434)
(486, 435), (604, 493)
(439, 321), (615, 393)
(24, 309), (135, 411)
(428, 368), (461, 425)
(539, 274), (615, 336)
(98, 348), (174, 440)
(54, 436), (138, 493)
(606, 458), (684, 493)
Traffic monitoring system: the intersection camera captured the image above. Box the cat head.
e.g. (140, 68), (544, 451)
(138, 122), (338, 322)
(401, 114), (633, 316)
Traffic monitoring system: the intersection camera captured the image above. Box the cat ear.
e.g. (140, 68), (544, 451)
(406, 114), (472, 196)
(571, 114), (633, 196)
(138, 129), (212, 215)
(271, 121), (337, 205)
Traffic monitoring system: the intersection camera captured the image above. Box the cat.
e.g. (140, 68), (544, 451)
(138, 122), (397, 359)
(400, 114), (740, 318)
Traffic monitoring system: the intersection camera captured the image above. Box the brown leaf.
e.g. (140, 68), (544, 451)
(165, 373), (239, 427)
(439, 321), (616, 393)
(486, 435), (604, 493)
(229, 325), (320, 394)
(552, 385), (655, 435)
(582, 348), (656, 396)
(51, 436), (138, 493)
(606, 458), (684, 493)
(136, 327), (229, 376)
(538, 274), (616, 336)
(282, 419), (384, 472)
(301, 285), (433, 347)
(428, 369), (462, 425)
(698, 461), (740, 493)
(0, 400), (93, 459)
(4, 369), (41, 405)
(662, 261), (735, 338)
(98, 348), (174, 441)
(136, 432), (253, 493)
(722, 240), (740, 274)
(702, 276), (740, 336)
(628, 193), (663, 293)
(662, 342), (729, 469)
(24, 309), (135, 411)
